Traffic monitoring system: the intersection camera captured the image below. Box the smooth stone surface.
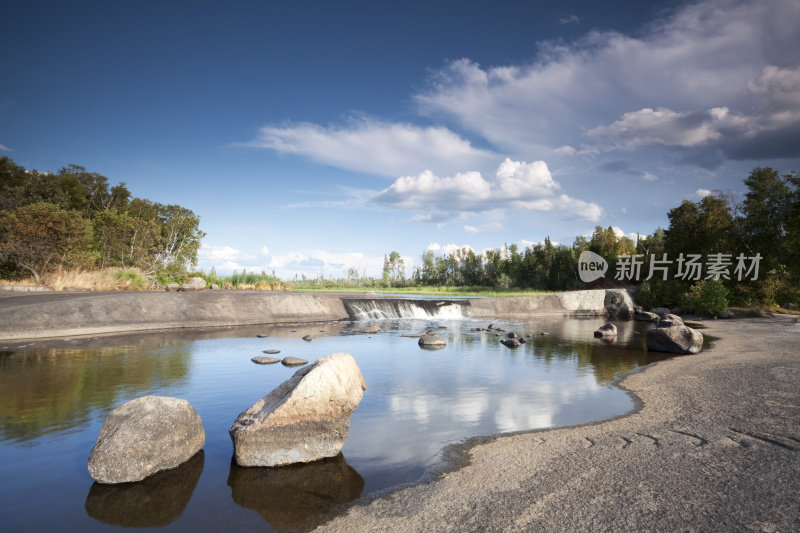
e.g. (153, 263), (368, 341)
(646, 325), (703, 354)
(418, 333), (446, 347)
(180, 277), (207, 291)
(594, 323), (618, 337)
(649, 307), (671, 316)
(656, 314), (684, 328)
(282, 357), (308, 367)
(355, 326), (381, 334)
(263, 349), (281, 354)
(635, 310), (660, 322)
(252, 356), (280, 365)
(88, 396), (205, 484)
(302, 335), (313, 341)
(230, 353), (367, 467)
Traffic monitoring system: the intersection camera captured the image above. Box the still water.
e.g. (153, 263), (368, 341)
(0, 316), (672, 532)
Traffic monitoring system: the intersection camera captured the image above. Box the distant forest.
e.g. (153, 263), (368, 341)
(0, 157), (204, 283)
(1, 157), (797, 311)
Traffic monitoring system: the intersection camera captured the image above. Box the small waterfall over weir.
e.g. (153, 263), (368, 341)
(342, 298), (469, 320)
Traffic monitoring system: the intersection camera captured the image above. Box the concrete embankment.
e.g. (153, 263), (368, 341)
(0, 288), (635, 341)
(469, 288), (634, 318)
(0, 290), (349, 341)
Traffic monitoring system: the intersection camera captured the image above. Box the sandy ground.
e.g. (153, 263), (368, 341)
(317, 316), (800, 532)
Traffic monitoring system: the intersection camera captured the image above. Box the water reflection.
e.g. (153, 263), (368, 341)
(85, 450), (204, 527)
(0, 343), (191, 442)
(227, 453), (364, 531)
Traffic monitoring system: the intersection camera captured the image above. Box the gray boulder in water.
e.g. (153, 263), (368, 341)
(418, 333), (446, 348)
(88, 396), (205, 484)
(230, 353), (366, 467)
(594, 323), (618, 337)
(646, 325), (703, 354)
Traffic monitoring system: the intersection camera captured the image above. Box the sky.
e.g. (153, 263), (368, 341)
(2, 0), (799, 278)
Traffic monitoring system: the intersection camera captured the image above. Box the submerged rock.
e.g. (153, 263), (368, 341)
(594, 323), (618, 337)
(418, 333), (446, 348)
(230, 353), (367, 467)
(88, 396), (205, 484)
(302, 335), (313, 341)
(252, 356), (280, 365)
(646, 325), (703, 354)
(356, 325), (381, 334)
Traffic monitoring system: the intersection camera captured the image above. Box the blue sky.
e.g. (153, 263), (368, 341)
(2, 0), (799, 278)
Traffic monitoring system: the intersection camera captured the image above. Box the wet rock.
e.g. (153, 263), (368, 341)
(356, 325), (381, 334)
(656, 314), (684, 328)
(281, 357), (308, 367)
(302, 335), (313, 341)
(507, 332), (518, 339)
(418, 333), (446, 348)
(263, 349), (280, 354)
(88, 396), (205, 484)
(252, 356), (280, 365)
(180, 277), (206, 291)
(500, 338), (520, 348)
(594, 323), (618, 337)
(256, 334), (269, 338)
(230, 353), (366, 467)
(518, 337), (527, 344)
(635, 310), (660, 322)
(650, 307), (671, 316)
(646, 325), (703, 354)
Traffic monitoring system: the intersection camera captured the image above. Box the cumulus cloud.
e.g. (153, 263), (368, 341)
(244, 117), (497, 177)
(695, 188), (713, 198)
(426, 243), (475, 256)
(414, 0), (800, 160)
(464, 222), (503, 234)
(372, 158), (602, 222)
(0, 144), (12, 152)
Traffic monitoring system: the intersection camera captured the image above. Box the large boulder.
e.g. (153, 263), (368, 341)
(635, 310), (660, 322)
(604, 289), (635, 318)
(230, 353), (366, 467)
(646, 325), (703, 354)
(650, 307), (671, 316)
(88, 396), (205, 484)
(180, 277), (206, 291)
(656, 313), (684, 328)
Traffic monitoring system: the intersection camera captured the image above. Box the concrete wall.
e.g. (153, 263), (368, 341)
(0, 288), (635, 341)
(0, 291), (349, 341)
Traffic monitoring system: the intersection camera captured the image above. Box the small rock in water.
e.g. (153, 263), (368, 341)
(500, 338), (520, 348)
(302, 335), (313, 341)
(418, 333), (446, 349)
(401, 332), (427, 338)
(507, 332), (517, 339)
(263, 349), (281, 354)
(252, 356), (280, 365)
(594, 323), (618, 337)
(282, 357), (308, 367)
(356, 325), (381, 334)
(256, 334), (269, 338)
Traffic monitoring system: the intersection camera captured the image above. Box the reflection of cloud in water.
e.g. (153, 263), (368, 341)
(451, 392), (489, 425)
(494, 396), (553, 433)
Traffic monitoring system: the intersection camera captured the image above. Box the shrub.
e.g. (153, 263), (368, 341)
(683, 279), (729, 317)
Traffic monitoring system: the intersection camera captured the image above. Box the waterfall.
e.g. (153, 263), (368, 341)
(342, 298), (468, 320)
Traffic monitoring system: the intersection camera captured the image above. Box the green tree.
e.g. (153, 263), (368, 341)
(0, 202), (94, 282)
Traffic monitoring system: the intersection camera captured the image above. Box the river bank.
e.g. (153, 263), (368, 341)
(317, 315), (800, 532)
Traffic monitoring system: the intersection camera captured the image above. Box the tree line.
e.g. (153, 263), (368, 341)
(0, 157), (204, 283)
(382, 167), (799, 310)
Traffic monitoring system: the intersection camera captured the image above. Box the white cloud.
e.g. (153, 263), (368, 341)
(372, 158), (602, 222)
(0, 144), (12, 152)
(558, 14), (580, 26)
(426, 243), (475, 256)
(413, 0), (800, 160)
(553, 145), (577, 156)
(643, 172), (659, 181)
(260, 246), (270, 256)
(464, 222), (503, 234)
(696, 188), (713, 198)
(244, 117), (497, 177)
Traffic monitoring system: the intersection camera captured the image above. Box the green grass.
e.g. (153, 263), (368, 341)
(289, 284), (555, 297)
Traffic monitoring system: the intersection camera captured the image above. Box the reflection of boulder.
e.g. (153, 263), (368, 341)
(85, 450), (204, 527)
(227, 453), (364, 531)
